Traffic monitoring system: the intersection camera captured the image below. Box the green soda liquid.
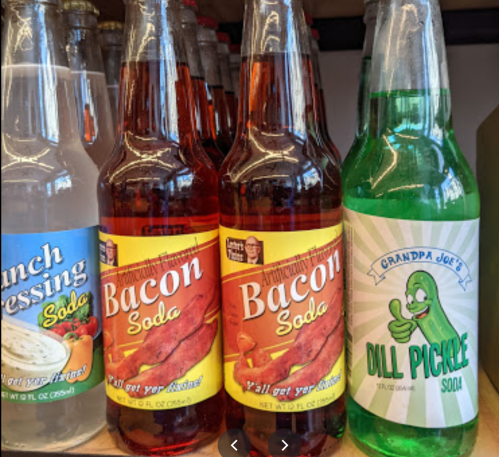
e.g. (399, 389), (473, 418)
(344, 88), (479, 457)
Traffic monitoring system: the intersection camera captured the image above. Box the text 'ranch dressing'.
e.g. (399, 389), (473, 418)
(1, 319), (70, 392)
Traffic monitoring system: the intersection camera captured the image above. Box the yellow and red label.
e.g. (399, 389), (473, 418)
(220, 226), (346, 413)
(99, 230), (222, 411)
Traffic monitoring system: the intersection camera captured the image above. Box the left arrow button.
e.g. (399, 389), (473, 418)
(218, 429), (251, 457)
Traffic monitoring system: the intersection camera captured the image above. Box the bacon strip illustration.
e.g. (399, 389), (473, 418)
(234, 290), (342, 389)
(126, 320), (219, 398)
(251, 348), (272, 368)
(108, 285), (216, 381)
(274, 319), (344, 401)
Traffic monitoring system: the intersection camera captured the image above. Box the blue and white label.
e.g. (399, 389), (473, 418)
(1, 228), (104, 404)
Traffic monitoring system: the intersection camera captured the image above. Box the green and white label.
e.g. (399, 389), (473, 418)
(345, 209), (479, 429)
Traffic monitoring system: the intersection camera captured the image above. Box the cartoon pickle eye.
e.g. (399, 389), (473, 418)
(415, 289), (428, 303)
(407, 294), (414, 305)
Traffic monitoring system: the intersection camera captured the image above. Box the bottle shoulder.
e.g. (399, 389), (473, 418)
(220, 135), (341, 190)
(343, 134), (480, 221)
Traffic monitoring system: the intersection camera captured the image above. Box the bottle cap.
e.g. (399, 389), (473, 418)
(230, 44), (241, 54)
(304, 12), (313, 26)
(99, 21), (124, 31)
(217, 32), (231, 45)
(182, 0), (198, 11)
(311, 28), (320, 41)
(63, 0), (98, 14)
(197, 15), (218, 30)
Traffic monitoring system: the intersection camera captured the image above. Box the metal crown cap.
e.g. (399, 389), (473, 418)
(99, 20), (124, 31)
(197, 15), (218, 29)
(63, 0), (98, 14)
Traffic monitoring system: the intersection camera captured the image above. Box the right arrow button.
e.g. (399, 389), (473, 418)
(269, 430), (301, 457)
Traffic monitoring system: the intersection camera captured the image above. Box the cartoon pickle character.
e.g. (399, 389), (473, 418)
(388, 271), (460, 351)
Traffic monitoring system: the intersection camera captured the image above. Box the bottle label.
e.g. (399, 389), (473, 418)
(99, 230), (222, 411)
(1, 228), (104, 404)
(220, 226), (346, 413)
(344, 208), (479, 428)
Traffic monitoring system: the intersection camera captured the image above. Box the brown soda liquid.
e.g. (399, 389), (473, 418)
(220, 54), (346, 457)
(207, 84), (233, 155)
(191, 76), (225, 169)
(99, 60), (224, 456)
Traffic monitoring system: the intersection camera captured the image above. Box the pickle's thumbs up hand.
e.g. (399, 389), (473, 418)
(388, 299), (417, 344)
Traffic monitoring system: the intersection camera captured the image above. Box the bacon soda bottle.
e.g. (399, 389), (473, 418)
(180, 0), (225, 169)
(344, 1), (480, 456)
(197, 16), (233, 155)
(216, 31), (237, 140)
(219, 0), (346, 455)
(98, 0), (224, 455)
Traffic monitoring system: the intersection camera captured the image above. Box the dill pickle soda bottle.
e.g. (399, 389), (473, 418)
(1, 0), (105, 451)
(344, 1), (480, 456)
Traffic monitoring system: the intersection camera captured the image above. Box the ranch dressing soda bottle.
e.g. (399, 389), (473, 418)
(1, 0), (105, 451)
(344, 1), (480, 456)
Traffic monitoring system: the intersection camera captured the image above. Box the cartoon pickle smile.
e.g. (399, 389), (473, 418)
(388, 271), (460, 351)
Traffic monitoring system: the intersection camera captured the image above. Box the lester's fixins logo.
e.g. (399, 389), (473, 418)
(365, 247), (472, 390)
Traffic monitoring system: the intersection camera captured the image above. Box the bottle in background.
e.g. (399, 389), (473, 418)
(197, 16), (233, 155)
(180, 0), (225, 169)
(1, 0), (105, 451)
(98, 0), (224, 455)
(219, 0), (346, 455)
(217, 31), (237, 140)
(342, 0), (378, 176)
(477, 105), (499, 393)
(98, 20), (123, 131)
(63, 0), (115, 170)
(306, 13), (341, 166)
(229, 44), (241, 110)
(344, 1), (480, 456)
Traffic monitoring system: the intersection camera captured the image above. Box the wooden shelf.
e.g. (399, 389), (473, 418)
(67, 368), (499, 457)
(93, 0), (499, 23)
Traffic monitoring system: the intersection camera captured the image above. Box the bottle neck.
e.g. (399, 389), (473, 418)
(217, 42), (234, 93)
(239, 0), (317, 139)
(355, 2), (377, 138)
(1, 1), (81, 151)
(118, 0), (198, 146)
(181, 5), (203, 79)
(99, 30), (123, 86)
(2, 1), (68, 67)
(370, 0), (452, 138)
(197, 26), (222, 87)
(65, 12), (104, 73)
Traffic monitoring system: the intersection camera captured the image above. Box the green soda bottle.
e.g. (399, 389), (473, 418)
(342, 0), (378, 176)
(343, 0), (480, 456)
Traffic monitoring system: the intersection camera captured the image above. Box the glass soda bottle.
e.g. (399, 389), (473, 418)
(219, 0), (346, 455)
(98, 0), (224, 455)
(342, 0), (378, 176)
(180, 0), (225, 169)
(63, 0), (115, 169)
(307, 16), (341, 166)
(197, 16), (233, 155)
(98, 20), (123, 131)
(1, 0), (105, 451)
(344, 1), (480, 456)
(217, 32), (237, 140)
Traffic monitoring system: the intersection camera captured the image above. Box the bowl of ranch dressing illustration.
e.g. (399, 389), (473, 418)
(1, 317), (71, 393)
